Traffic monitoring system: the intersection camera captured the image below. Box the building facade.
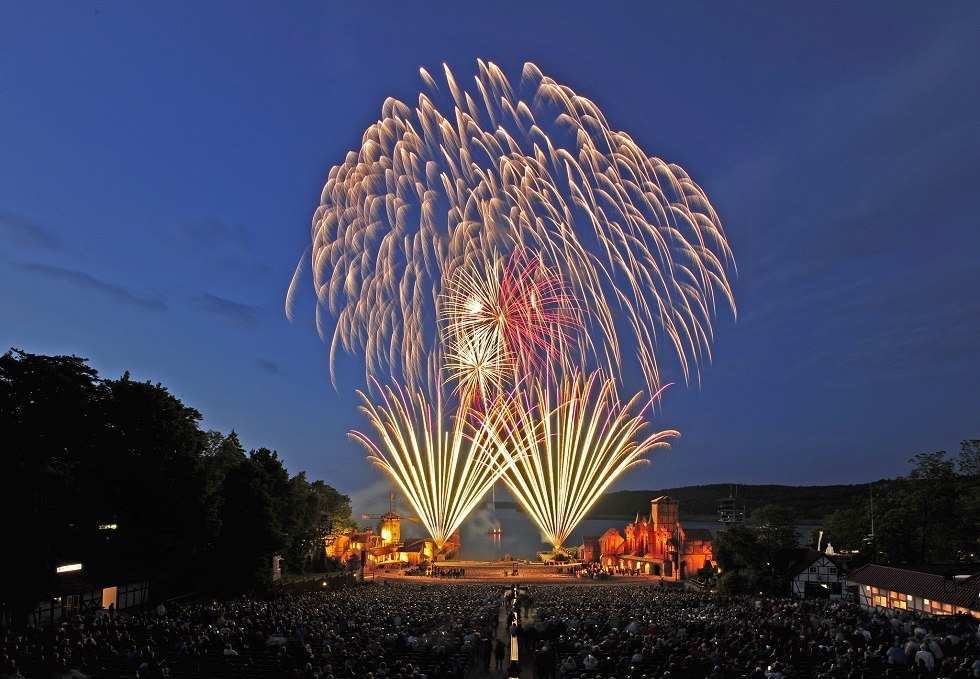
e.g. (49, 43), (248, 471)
(584, 496), (713, 579)
(774, 547), (846, 599)
(325, 523), (460, 567)
(847, 564), (980, 618)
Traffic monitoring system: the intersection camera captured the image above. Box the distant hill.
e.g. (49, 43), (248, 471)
(496, 482), (874, 523)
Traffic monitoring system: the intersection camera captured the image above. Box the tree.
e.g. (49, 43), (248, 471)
(956, 440), (980, 561)
(873, 480), (918, 566)
(958, 439), (980, 477)
(747, 504), (799, 594)
(279, 476), (354, 573)
(821, 507), (870, 553)
(0, 349), (360, 609)
(93, 375), (211, 594)
(714, 524), (763, 574)
(206, 449), (284, 597)
(750, 504), (799, 561)
(717, 570), (751, 595)
(0, 349), (103, 625)
(906, 451), (958, 564)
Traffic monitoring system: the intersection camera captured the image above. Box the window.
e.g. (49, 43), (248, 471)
(809, 566), (817, 573)
(829, 567), (837, 574)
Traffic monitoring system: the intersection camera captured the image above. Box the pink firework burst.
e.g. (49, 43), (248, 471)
(443, 248), (584, 400)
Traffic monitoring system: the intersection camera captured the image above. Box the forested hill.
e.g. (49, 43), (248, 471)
(590, 484), (872, 522)
(497, 483), (873, 522)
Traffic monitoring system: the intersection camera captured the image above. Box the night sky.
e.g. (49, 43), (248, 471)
(2, 3), (978, 513)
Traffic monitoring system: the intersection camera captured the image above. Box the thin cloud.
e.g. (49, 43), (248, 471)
(16, 261), (167, 310)
(0, 210), (62, 252)
(169, 216), (271, 277)
(189, 292), (263, 328)
(254, 358), (282, 374)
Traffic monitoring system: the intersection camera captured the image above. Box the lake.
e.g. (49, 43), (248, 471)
(397, 504), (817, 560)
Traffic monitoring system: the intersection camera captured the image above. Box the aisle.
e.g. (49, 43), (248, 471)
(468, 585), (538, 678)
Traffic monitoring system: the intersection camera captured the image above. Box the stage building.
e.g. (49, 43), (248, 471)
(325, 523), (460, 567)
(581, 495), (713, 579)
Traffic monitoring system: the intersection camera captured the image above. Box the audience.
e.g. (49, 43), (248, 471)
(1, 581), (977, 679)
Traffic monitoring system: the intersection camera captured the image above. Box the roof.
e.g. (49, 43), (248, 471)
(683, 528), (713, 542)
(372, 544), (400, 556)
(773, 547), (839, 577)
(847, 564), (980, 611)
(650, 495), (675, 504)
(401, 538), (430, 552)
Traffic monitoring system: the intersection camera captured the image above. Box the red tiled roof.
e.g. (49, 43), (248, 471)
(847, 564), (980, 611)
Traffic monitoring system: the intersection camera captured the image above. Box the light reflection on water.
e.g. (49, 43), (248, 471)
(396, 505), (815, 561)
(397, 505), (724, 561)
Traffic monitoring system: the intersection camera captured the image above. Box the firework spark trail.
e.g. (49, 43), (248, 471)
(442, 248), (582, 402)
(484, 371), (677, 549)
(290, 60), (735, 395)
(349, 380), (510, 548)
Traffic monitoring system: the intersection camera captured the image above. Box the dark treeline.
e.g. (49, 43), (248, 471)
(590, 484), (872, 521)
(500, 444), (980, 591)
(628, 450), (979, 596)
(579, 451), (980, 567)
(0, 349), (358, 624)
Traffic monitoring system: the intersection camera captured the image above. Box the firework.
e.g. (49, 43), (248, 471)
(289, 60), (735, 395)
(350, 380), (510, 549)
(486, 372), (677, 549)
(442, 248), (582, 401)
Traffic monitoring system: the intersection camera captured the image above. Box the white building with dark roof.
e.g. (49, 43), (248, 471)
(847, 563), (980, 618)
(774, 546), (846, 599)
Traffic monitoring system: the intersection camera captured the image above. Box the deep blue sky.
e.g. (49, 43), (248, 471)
(2, 2), (978, 514)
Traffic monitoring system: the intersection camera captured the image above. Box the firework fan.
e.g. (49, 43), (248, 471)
(288, 60), (735, 395)
(349, 379), (510, 548)
(484, 371), (677, 549)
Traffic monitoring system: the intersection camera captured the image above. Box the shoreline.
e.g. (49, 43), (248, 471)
(368, 561), (691, 586)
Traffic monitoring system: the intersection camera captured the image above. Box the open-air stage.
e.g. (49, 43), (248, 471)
(369, 561), (677, 586)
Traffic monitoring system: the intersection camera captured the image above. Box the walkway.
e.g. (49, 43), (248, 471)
(468, 584), (537, 679)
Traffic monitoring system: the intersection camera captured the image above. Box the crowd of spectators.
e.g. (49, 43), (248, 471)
(519, 585), (980, 679)
(1, 581), (978, 679)
(427, 568), (466, 580)
(0, 582), (502, 679)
